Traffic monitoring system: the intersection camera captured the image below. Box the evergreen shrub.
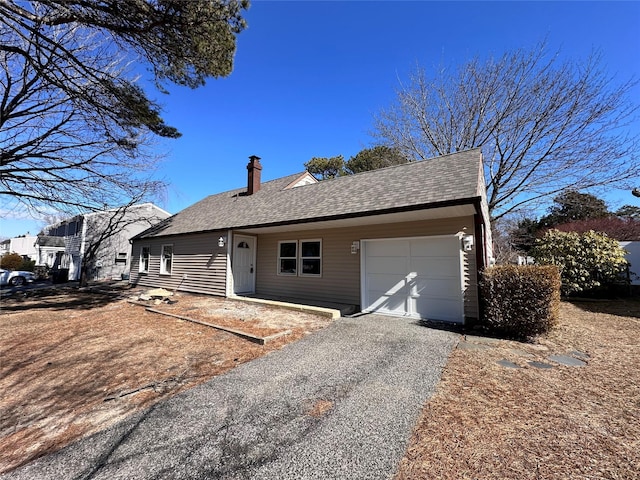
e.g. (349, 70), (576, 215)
(481, 265), (561, 339)
(531, 229), (628, 296)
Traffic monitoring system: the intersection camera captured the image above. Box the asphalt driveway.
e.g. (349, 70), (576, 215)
(2, 314), (458, 480)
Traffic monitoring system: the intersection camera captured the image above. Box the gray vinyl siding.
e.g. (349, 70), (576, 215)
(253, 216), (480, 320)
(130, 231), (228, 296)
(131, 216), (481, 320)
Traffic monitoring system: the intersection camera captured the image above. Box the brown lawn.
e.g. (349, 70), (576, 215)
(0, 284), (332, 474)
(396, 299), (640, 480)
(2, 284), (639, 478)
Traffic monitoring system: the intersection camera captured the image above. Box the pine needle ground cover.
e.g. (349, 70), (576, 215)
(396, 300), (639, 480)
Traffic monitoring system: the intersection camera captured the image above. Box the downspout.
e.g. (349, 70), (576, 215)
(473, 197), (487, 324)
(225, 230), (233, 297)
(78, 217), (88, 282)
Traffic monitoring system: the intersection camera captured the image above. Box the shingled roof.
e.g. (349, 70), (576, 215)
(135, 148), (485, 239)
(35, 236), (66, 247)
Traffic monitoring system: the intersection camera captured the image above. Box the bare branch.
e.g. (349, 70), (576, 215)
(374, 42), (640, 220)
(0, 1), (247, 215)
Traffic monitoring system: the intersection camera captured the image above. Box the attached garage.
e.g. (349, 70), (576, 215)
(131, 150), (492, 323)
(361, 235), (465, 323)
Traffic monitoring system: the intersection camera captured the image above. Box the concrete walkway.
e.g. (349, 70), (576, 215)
(2, 315), (458, 480)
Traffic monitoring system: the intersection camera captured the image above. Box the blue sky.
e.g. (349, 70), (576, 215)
(1, 0), (639, 238)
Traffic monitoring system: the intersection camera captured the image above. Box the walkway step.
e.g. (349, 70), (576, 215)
(548, 354), (587, 367)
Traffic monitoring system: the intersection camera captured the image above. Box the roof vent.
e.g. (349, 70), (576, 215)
(247, 155), (262, 195)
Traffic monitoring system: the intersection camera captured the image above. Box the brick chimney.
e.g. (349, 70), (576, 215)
(246, 155), (262, 195)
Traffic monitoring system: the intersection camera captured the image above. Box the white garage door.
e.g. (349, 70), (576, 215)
(362, 236), (464, 323)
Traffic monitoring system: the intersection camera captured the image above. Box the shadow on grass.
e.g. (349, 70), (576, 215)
(0, 286), (127, 313)
(567, 297), (640, 319)
(413, 298), (640, 341)
(0, 326), (161, 473)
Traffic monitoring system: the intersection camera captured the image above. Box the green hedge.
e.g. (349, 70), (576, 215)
(481, 265), (561, 339)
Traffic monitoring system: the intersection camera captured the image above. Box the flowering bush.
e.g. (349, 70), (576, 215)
(531, 229), (628, 295)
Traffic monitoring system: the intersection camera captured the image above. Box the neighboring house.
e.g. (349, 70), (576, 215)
(41, 203), (171, 281)
(0, 239), (9, 256)
(131, 150), (493, 324)
(0, 235), (38, 260)
(620, 241), (640, 285)
(34, 236), (66, 269)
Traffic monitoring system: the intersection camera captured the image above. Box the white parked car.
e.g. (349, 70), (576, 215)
(0, 268), (35, 286)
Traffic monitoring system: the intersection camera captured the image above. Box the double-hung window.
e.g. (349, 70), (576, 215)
(139, 246), (150, 273)
(278, 241), (297, 275)
(277, 239), (322, 277)
(300, 240), (322, 276)
(160, 244), (173, 275)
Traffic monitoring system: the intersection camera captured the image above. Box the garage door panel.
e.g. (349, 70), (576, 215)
(410, 257), (460, 277)
(410, 237), (457, 256)
(367, 273), (407, 295)
(410, 297), (462, 322)
(367, 292), (407, 315)
(410, 276), (461, 298)
(367, 240), (410, 257)
(363, 236), (464, 323)
(366, 256), (408, 275)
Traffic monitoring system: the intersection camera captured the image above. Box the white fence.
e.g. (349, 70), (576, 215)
(621, 241), (640, 285)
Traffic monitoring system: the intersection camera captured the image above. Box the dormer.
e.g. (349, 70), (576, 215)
(284, 172), (318, 189)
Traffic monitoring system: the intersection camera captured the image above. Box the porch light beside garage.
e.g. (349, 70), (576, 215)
(462, 234), (474, 251)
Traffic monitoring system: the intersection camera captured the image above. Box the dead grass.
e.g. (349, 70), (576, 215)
(395, 299), (640, 480)
(3, 285), (638, 478)
(0, 285), (332, 474)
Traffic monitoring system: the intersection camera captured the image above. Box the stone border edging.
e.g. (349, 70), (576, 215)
(128, 301), (290, 345)
(230, 295), (341, 319)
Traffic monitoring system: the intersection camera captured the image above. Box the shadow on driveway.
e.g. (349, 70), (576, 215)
(1, 314), (458, 480)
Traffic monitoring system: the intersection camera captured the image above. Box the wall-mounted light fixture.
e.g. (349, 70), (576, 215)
(218, 236), (226, 248)
(462, 234), (474, 252)
(351, 241), (360, 254)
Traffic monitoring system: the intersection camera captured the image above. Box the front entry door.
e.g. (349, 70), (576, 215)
(232, 235), (256, 294)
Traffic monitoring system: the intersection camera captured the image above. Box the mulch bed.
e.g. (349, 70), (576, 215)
(395, 299), (640, 480)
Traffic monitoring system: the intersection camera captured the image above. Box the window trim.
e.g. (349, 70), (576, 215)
(115, 252), (128, 264)
(139, 246), (150, 273)
(277, 240), (298, 276)
(160, 244), (173, 275)
(299, 239), (322, 277)
(276, 239), (323, 277)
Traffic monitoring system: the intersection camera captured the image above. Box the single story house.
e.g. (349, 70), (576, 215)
(131, 149), (493, 324)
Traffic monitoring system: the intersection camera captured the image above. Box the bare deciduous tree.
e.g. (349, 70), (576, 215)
(76, 199), (168, 286)
(0, 0), (247, 216)
(374, 43), (640, 220)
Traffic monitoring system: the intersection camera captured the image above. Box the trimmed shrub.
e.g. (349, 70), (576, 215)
(481, 265), (561, 339)
(531, 229), (628, 296)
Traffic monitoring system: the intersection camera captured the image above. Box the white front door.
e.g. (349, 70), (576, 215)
(232, 235), (256, 294)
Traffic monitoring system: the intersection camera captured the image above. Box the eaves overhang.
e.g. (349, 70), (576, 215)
(133, 196), (483, 240)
